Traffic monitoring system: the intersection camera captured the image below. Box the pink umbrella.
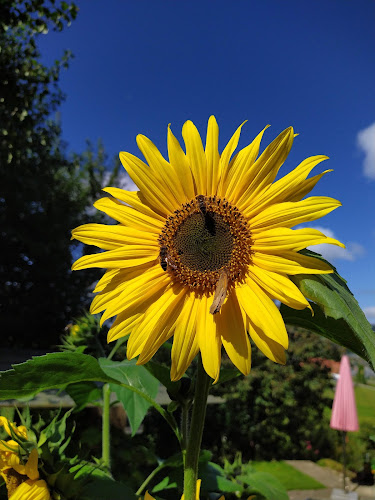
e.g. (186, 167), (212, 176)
(330, 355), (359, 491)
(330, 355), (359, 432)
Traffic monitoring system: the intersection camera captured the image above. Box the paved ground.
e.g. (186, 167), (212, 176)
(285, 460), (375, 500)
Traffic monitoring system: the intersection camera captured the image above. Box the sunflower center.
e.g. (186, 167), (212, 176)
(158, 195), (253, 292)
(174, 212), (233, 272)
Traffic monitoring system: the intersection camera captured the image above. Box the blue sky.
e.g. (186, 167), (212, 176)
(38, 0), (375, 320)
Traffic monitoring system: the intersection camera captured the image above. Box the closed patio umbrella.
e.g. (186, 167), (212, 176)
(330, 355), (359, 492)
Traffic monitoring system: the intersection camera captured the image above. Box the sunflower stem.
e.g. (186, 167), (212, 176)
(181, 401), (190, 465)
(102, 383), (111, 470)
(183, 355), (211, 500)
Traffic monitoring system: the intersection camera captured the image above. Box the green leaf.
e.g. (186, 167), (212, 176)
(65, 382), (102, 412)
(0, 353), (117, 400)
(38, 408), (73, 453)
(199, 462), (242, 494)
(99, 358), (159, 435)
(239, 471), (289, 500)
(144, 360), (182, 396)
(81, 476), (136, 500)
(216, 367), (242, 385)
(281, 250), (375, 370)
(167, 401), (180, 413)
(151, 475), (178, 493)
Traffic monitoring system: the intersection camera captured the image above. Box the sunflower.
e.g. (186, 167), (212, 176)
(72, 117), (343, 382)
(0, 418), (50, 499)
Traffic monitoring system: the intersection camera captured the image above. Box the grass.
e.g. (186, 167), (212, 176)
(251, 461), (325, 490)
(355, 384), (375, 424)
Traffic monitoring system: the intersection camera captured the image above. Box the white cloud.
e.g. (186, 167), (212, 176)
(363, 306), (375, 322)
(357, 122), (375, 180)
(307, 226), (365, 261)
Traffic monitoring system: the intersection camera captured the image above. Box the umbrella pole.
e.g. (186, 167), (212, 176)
(342, 430), (347, 492)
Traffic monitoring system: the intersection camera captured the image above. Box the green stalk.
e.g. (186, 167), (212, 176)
(102, 383), (111, 470)
(107, 336), (127, 360)
(183, 356), (211, 500)
(181, 402), (190, 460)
(136, 463), (165, 497)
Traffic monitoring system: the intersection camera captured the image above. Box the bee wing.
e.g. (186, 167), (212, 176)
(209, 269), (228, 314)
(166, 254), (177, 269)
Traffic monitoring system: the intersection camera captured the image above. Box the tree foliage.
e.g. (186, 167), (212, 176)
(0, 1), (121, 348)
(205, 328), (343, 462)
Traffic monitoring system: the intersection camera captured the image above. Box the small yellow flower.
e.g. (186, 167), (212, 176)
(72, 118), (343, 381)
(70, 324), (80, 337)
(0, 417), (27, 440)
(0, 418), (50, 499)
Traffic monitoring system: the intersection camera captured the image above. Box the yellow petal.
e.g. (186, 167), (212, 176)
(247, 318), (286, 364)
(236, 279), (288, 349)
(252, 251), (333, 275)
(182, 120), (206, 195)
(205, 116), (220, 196)
(72, 246), (158, 271)
(137, 287), (186, 363)
(196, 296), (221, 382)
(9, 452), (25, 475)
(249, 266), (310, 311)
(102, 188), (165, 222)
(216, 121), (247, 197)
(0, 439), (19, 453)
(218, 294), (251, 375)
(250, 196), (342, 231)
(243, 155), (329, 217)
(265, 154), (329, 204)
(127, 285), (185, 361)
(236, 127), (295, 210)
(0, 418), (27, 439)
(25, 448), (39, 481)
(98, 267), (169, 325)
(171, 292), (200, 381)
(252, 227), (345, 252)
(284, 170), (333, 202)
(9, 479), (51, 500)
(72, 223), (158, 250)
(224, 125), (270, 204)
(94, 197), (164, 233)
(91, 271), (138, 314)
(107, 312), (143, 343)
(91, 267), (155, 314)
(167, 125), (196, 200)
(136, 134), (186, 207)
(119, 151), (175, 215)
(93, 269), (122, 293)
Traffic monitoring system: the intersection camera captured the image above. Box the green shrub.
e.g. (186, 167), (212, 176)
(204, 328), (342, 462)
